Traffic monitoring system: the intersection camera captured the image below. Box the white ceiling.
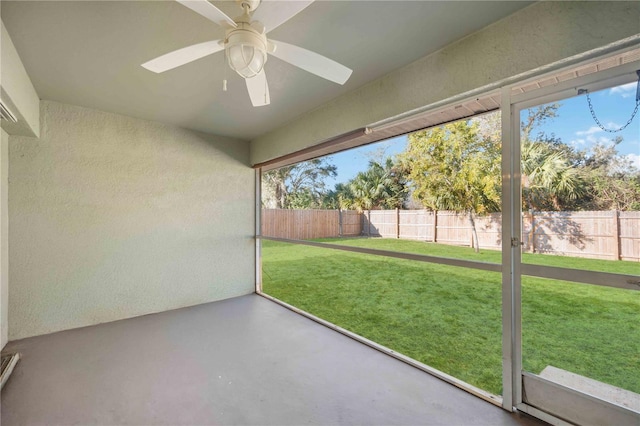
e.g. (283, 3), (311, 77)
(1, 1), (531, 140)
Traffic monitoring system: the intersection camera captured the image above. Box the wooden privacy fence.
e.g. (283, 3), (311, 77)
(262, 209), (640, 261)
(365, 209), (639, 261)
(363, 209), (501, 249)
(521, 210), (640, 261)
(261, 209), (361, 240)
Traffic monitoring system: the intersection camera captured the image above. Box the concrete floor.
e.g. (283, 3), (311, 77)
(1, 294), (545, 425)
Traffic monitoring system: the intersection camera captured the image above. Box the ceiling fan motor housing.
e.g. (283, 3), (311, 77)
(225, 22), (268, 79)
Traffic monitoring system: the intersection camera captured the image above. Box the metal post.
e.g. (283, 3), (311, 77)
(255, 168), (262, 294)
(500, 86), (521, 412)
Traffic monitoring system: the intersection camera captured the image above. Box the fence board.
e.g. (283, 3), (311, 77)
(399, 210), (434, 241)
(436, 212), (470, 246)
(620, 211), (640, 261)
(262, 209), (342, 240)
(341, 211), (362, 236)
(475, 213), (502, 250)
(366, 210), (396, 237)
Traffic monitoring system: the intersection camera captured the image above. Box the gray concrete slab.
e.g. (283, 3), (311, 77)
(1, 294), (545, 425)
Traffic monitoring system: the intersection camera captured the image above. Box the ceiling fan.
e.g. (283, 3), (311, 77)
(141, 0), (353, 107)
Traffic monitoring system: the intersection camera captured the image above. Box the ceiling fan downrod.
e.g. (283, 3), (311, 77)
(237, 0), (260, 14)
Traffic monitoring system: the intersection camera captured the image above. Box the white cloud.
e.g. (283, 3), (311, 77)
(609, 82), (636, 98)
(570, 135), (620, 152)
(575, 126), (602, 136)
(586, 135), (615, 146)
(625, 153), (640, 170)
(595, 135), (617, 145)
(569, 138), (587, 149)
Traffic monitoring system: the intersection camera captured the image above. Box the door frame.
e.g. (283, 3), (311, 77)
(501, 57), (640, 424)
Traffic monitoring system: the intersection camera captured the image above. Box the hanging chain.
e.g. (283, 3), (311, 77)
(579, 70), (640, 133)
(585, 92), (639, 133)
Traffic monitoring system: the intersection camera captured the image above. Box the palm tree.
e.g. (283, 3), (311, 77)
(521, 141), (584, 211)
(347, 172), (378, 236)
(340, 159), (408, 236)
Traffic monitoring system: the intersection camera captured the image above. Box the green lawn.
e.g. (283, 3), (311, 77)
(262, 237), (640, 396)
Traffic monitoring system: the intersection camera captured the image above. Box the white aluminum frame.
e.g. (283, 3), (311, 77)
(507, 59), (640, 423)
(500, 85), (520, 411)
(255, 168), (262, 293)
(260, 236), (502, 272)
(521, 372), (640, 425)
(254, 48), (640, 426)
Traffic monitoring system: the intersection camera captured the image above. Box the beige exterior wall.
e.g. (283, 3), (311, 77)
(250, 1), (640, 164)
(1, 128), (7, 348)
(8, 101), (254, 340)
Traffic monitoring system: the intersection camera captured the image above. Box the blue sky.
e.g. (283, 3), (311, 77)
(545, 81), (639, 165)
(324, 80), (640, 187)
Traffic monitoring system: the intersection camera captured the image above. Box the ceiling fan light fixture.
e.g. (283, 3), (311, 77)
(225, 27), (267, 79)
(143, 0), (353, 107)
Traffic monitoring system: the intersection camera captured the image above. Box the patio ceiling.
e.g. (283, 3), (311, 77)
(0, 1), (531, 141)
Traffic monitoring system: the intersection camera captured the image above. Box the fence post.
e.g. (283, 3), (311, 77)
(396, 208), (400, 239)
(529, 210), (536, 253)
(613, 209), (621, 260)
(338, 209), (343, 237)
(433, 210), (438, 243)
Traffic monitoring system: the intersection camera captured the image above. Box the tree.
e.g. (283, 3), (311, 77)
(321, 183), (353, 210)
(520, 141), (585, 211)
(474, 107), (587, 211)
(521, 103), (560, 144)
(581, 141), (640, 211)
(333, 158), (408, 236)
(262, 158), (337, 209)
(342, 168), (382, 237)
(361, 158), (408, 210)
(338, 160), (407, 208)
(520, 105), (640, 211)
(518, 105), (586, 211)
(400, 120), (501, 251)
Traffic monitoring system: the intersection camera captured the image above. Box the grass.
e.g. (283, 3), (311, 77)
(262, 237), (640, 396)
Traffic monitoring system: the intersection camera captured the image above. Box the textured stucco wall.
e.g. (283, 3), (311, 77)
(250, 1), (640, 164)
(0, 19), (40, 138)
(9, 101), (254, 340)
(1, 128), (7, 348)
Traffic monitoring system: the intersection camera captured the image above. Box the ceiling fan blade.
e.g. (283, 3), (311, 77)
(176, 0), (237, 28)
(141, 40), (224, 73)
(246, 70), (270, 107)
(269, 40), (352, 85)
(252, 0), (315, 33)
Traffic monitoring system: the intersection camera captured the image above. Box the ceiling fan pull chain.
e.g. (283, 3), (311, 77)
(579, 70), (640, 133)
(223, 50), (228, 92)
